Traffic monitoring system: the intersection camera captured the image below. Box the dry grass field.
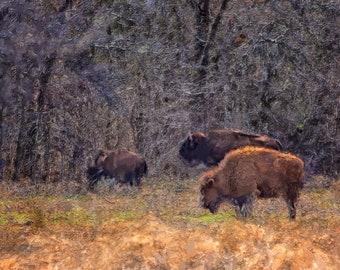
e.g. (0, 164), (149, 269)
(0, 176), (339, 269)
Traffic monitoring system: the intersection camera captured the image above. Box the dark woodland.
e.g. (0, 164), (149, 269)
(0, 0), (339, 187)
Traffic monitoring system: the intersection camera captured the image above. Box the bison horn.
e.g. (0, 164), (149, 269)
(188, 132), (193, 141)
(206, 178), (215, 188)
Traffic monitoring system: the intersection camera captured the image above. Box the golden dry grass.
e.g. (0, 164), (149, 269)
(0, 176), (339, 269)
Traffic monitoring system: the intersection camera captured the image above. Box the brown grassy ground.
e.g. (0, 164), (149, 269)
(0, 176), (339, 269)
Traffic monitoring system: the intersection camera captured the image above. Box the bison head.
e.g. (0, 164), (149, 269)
(94, 149), (109, 169)
(199, 171), (224, 213)
(179, 132), (208, 166)
(87, 150), (109, 190)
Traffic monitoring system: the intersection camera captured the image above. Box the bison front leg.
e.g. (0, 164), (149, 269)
(88, 178), (99, 190)
(124, 172), (135, 186)
(87, 169), (104, 190)
(108, 177), (117, 190)
(233, 192), (256, 219)
(285, 192), (298, 220)
(286, 199), (296, 220)
(285, 185), (300, 220)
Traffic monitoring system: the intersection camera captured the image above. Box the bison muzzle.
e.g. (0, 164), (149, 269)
(199, 146), (304, 220)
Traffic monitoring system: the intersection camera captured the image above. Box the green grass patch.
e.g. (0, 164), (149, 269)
(5, 212), (31, 225)
(0, 214), (7, 225)
(321, 200), (339, 209)
(115, 211), (136, 221)
(106, 210), (146, 223)
(181, 211), (236, 224)
(47, 206), (93, 226)
(65, 194), (92, 201)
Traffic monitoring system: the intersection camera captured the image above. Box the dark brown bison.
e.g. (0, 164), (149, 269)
(87, 149), (148, 190)
(179, 129), (282, 167)
(199, 146), (304, 219)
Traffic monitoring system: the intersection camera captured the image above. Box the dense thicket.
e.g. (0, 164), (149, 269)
(0, 0), (339, 185)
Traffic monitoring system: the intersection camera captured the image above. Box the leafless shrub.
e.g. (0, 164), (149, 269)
(0, 0), (338, 194)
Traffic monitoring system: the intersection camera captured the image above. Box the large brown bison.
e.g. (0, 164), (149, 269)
(199, 146), (304, 219)
(87, 149), (148, 190)
(179, 129), (282, 167)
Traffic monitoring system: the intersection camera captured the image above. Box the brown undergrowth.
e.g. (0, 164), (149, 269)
(0, 176), (339, 269)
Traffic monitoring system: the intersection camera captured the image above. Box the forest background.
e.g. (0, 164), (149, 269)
(0, 0), (339, 189)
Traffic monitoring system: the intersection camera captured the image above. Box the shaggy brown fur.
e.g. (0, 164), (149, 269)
(199, 146), (304, 219)
(179, 129), (282, 167)
(87, 149), (147, 190)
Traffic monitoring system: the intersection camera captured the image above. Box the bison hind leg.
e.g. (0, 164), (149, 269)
(124, 172), (135, 186)
(233, 192), (256, 219)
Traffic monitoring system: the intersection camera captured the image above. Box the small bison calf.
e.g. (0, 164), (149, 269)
(199, 146), (304, 219)
(87, 149), (148, 190)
